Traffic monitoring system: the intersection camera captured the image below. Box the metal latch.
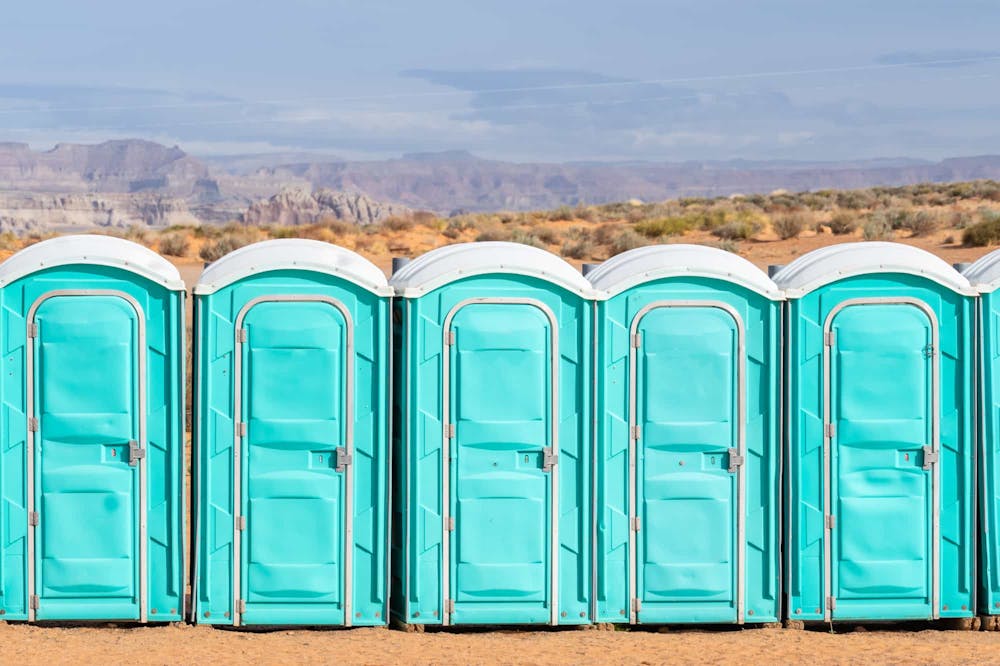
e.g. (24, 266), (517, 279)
(445, 330), (455, 346)
(129, 441), (145, 466)
(631, 333), (641, 348)
(542, 447), (557, 472)
(824, 330), (836, 347)
(923, 344), (936, 358)
(28, 511), (39, 526)
(631, 598), (642, 613)
(825, 423), (836, 438)
(727, 448), (745, 473)
(444, 599), (455, 614)
(237, 599), (246, 614)
(237, 422), (247, 437)
(630, 425), (641, 441)
(28, 417), (38, 432)
(827, 596), (836, 611)
(923, 445), (939, 471)
(447, 516), (455, 532)
(336, 446), (352, 472)
(28, 322), (38, 339)
(236, 328), (247, 343)
(29, 595), (39, 610)
(631, 516), (641, 532)
(825, 514), (836, 530)
(445, 423), (455, 439)
(238, 516), (246, 531)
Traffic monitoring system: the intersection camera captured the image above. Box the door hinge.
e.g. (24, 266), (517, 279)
(824, 423), (836, 438)
(444, 599), (455, 614)
(447, 516), (455, 532)
(631, 516), (641, 532)
(923, 445), (939, 471)
(238, 515), (246, 531)
(923, 344), (936, 358)
(28, 511), (39, 526)
(826, 596), (836, 611)
(129, 441), (145, 466)
(542, 447), (557, 472)
(29, 595), (39, 610)
(630, 425), (641, 441)
(28, 322), (38, 339)
(445, 423), (455, 439)
(825, 514), (836, 530)
(335, 446), (352, 472)
(445, 330), (455, 346)
(237, 599), (246, 614)
(824, 330), (836, 347)
(727, 448), (745, 473)
(27, 417), (38, 432)
(631, 333), (641, 348)
(631, 598), (642, 613)
(237, 422), (247, 437)
(236, 328), (247, 343)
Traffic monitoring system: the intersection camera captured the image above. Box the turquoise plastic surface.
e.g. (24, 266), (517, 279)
(193, 269), (390, 626)
(391, 274), (592, 625)
(595, 276), (781, 624)
(0, 265), (185, 621)
(784, 273), (975, 622)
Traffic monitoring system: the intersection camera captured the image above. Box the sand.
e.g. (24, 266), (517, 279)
(4, 623), (1000, 665)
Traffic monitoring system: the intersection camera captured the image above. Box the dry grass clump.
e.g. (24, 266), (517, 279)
(158, 231), (190, 256)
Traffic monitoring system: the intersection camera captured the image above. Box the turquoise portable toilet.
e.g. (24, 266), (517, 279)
(192, 239), (392, 627)
(0, 235), (186, 622)
(774, 242), (977, 623)
(588, 245), (783, 625)
(963, 253), (1000, 617)
(389, 242), (593, 626)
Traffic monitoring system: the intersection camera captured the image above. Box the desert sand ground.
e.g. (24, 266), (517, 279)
(7, 233), (1000, 665)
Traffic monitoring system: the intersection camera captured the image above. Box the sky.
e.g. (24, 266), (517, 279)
(1, 0), (999, 163)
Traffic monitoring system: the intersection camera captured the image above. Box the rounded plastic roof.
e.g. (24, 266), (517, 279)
(961, 249), (1000, 293)
(0, 234), (184, 290)
(772, 241), (975, 297)
(195, 239), (391, 295)
(587, 244), (783, 300)
(390, 241), (593, 297)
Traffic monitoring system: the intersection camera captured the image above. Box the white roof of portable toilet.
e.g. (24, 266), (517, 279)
(195, 239), (392, 296)
(587, 244), (783, 300)
(0, 234), (185, 290)
(390, 242), (594, 298)
(961, 249), (1000, 293)
(772, 242), (976, 297)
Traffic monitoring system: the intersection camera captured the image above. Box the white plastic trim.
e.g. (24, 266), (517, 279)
(0, 234), (184, 290)
(389, 242), (594, 298)
(962, 249), (1000, 293)
(587, 244), (783, 301)
(773, 242), (975, 297)
(195, 239), (391, 296)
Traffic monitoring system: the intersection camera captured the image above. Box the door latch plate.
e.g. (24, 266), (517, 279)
(336, 446), (352, 472)
(542, 447), (557, 472)
(922, 445), (939, 470)
(129, 441), (145, 466)
(727, 448), (745, 473)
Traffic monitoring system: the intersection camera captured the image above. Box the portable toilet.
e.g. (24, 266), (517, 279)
(962, 252), (1000, 617)
(588, 245), (783, 625)
(192, 239), (392, 627)
(389, 242), (593, 626)
(0, 235), (186, 622)
(774, 242), (976, 623)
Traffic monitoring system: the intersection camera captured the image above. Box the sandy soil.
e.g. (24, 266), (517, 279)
(5, 623), (1000, 666)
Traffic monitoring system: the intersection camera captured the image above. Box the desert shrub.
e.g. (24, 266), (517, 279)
(609, 228), (648, 256)
(712, 220), (760, 241)
(0, 231), (19, 251)
(474, 229), (505, 242)
(715, 239), (739, 253)
(507, 230), (545, 248)
(963, 217), (1000, 246)
(199, 229), (261, 262)
(561, 238), (593, 259)
(443, 217), (472, 239)
(594, 223), (622, 246)
(828, 211), (860, 235)
(634, 216), (695, 238)
(535, 226), (561, 245)
(862, 214), (894, 241)
(900, 210), (938, 236)
(836, 189), (878, 210)
(380, 215), (414, 232)
(411, 210), (438, 227)
(548, 205), (574, 221)
(159, 231), (190, 256)
(573, 204), (598, 222)
(772, 212), (807, 240)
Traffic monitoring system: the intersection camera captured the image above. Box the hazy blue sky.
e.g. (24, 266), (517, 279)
(2, 0), (999, 161)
